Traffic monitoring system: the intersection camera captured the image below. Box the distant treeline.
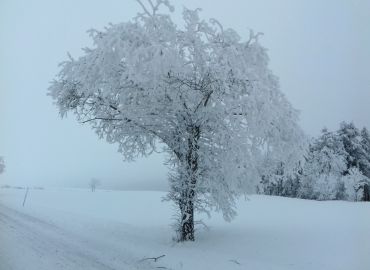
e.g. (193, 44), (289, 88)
(1, 185), (44, 190)
(258, 122), (370, 201)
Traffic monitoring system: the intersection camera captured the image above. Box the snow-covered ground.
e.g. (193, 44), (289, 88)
(0, 188), (369, 270)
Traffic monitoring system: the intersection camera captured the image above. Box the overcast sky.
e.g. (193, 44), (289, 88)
(1, 0), (369, 189)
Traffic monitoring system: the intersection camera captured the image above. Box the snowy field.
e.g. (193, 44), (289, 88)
(0, 188), (369, 270)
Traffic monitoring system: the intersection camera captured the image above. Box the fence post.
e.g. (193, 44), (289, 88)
(22, 187), (29, 207)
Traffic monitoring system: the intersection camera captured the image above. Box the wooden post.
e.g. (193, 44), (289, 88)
(22, 187), (29, 207)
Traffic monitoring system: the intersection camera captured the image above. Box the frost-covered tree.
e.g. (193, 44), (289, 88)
(0, 157), (5, 174)
(342, 168), (368, 201)
(89, 178), (100, 192)
(281, 163), (302, 198)
(260, 162), (289, 196)
(337, 124), (370, 201)
(262, 124), (370, 202)
(300, 129), (347, 200)
(360, 127), (370, 178)
(259, 161), (302, 197)
(337, 122), (365, 173)
(49, 0), (304, 241)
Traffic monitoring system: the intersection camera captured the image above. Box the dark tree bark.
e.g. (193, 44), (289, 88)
(363, 183), (370, 201)
(180, 196), (195, 241)
(179, 126), (200, 241)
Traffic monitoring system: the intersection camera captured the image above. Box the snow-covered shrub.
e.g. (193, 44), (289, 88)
(343, 168), (369, 201)
(259, 162), (302, 198)
(313, 174), (342, 200)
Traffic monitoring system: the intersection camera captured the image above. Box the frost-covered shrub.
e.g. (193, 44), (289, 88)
(343, 168), (369, 201)
(313, 174), (342, 200)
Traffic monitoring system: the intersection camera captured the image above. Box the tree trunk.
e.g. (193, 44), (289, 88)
(180, 196), (195, 241)
(363, 183), (370, 201)
(179, 125), (200, 241)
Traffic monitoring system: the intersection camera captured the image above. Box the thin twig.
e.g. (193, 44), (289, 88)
(229, 259), (241, 265)
(139, 254), (166, 262)
(81, 117), (124, 123)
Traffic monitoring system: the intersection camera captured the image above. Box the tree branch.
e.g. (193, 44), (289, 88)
(81, 117), (126, 124)
(136, 0), (153, 17)
(139, 254), (166, 262)
(194, 90), (213, 112)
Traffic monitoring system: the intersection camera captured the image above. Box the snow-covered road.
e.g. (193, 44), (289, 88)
(0, 203), (151, 270)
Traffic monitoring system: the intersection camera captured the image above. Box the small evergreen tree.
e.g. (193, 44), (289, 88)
(0, 157), (5, 175)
